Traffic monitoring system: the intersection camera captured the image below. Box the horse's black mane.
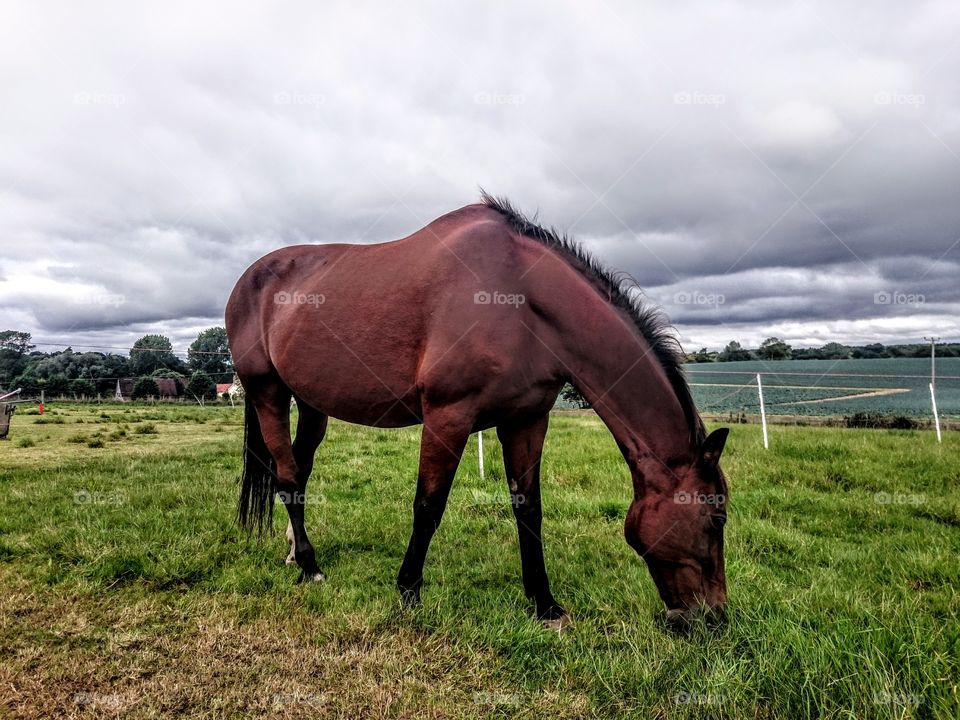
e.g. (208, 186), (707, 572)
(480, 190), (705, 445)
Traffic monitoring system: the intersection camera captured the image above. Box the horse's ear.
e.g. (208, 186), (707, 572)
(699, 428), (729, 468)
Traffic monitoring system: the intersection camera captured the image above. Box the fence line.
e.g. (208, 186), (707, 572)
(686, 369), (960, 380)
(18, 374), (237, 383)
(684, 370), (951, 447)
(28, 342), (231, 357)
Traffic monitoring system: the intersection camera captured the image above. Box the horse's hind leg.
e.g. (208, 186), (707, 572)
(285, 522), (296, 566)
(245, 376), (324, 582)
(282, 399), (328, 580)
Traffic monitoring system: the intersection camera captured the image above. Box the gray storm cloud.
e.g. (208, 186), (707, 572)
(1, 1), (958, 353)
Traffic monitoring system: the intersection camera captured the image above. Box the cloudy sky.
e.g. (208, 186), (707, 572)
(1, 1), (958, 357)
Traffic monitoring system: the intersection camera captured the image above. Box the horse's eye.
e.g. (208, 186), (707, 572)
(710, 514), (727, 530)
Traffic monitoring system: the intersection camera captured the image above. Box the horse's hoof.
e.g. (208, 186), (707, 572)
(399, 588), (421, 608)
(285, 555), (298, 567)
(296, 570), (326, 584)
(541, 613), (573, 632)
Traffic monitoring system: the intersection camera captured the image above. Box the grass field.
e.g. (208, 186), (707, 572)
(686, 357), (960, 418)
(1, 403), (958, 718)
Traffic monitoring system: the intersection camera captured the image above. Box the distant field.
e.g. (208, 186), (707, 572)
(1, 403), (958, 718)
(686, 357), (960, 418)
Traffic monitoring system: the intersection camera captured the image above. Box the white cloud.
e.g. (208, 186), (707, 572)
(749, 101), (848, 151)
(1, 0), (959, 354)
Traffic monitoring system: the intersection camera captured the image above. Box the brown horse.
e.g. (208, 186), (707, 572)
(225, 193), (729, 629)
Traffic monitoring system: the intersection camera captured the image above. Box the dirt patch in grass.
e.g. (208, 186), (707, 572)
(0, 573), (564, 719)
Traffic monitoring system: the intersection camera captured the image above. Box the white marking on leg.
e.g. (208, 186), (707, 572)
(285, 519), (297, 566)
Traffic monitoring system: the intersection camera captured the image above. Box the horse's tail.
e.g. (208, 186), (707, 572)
(237, 397), (276, 536)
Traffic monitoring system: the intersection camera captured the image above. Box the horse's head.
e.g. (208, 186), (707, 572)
(624, 428), (729, 630)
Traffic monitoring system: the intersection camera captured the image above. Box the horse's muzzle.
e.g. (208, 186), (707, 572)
(665, 603), (727, 632)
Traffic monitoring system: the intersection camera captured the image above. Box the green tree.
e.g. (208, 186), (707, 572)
(70, 378), (96, 398)
(188, 327), (231, 378)
(151, 369), (185, 379)
(860, 343), (887, 359)
(44, 374), (71, 397)
(718, 341), (751, 362)
(132, 376), (160, 399)
(101, 353), (131, 377)
(819, 342), (851, 359)
(130, 335), (180, 375)
(186, 370), (217, 403)
(0, 330), (34, 355)
(12, 371), (41, 394)
(757, 337), (793, 360)
(688, 347), (716, 363)
(560, 383), (589, 409)
(0, 330), (34, 386)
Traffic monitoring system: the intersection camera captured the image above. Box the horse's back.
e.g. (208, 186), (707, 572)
(226, 205), (558, 425)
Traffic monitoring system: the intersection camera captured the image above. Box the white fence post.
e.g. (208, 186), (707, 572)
(478, 430), (485, 479)
(757, 373), (769, 449)
(930, 383), (942, 444)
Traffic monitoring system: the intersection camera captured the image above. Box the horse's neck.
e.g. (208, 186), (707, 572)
(553, 292), (692, 465)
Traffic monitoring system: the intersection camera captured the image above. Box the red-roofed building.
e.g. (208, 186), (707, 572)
(114, 377), (182, 401)
(155, 378), (180, 398)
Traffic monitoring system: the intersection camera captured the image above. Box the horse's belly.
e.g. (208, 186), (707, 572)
(278, 359), (423, 428)
(323, 392), (424, 428)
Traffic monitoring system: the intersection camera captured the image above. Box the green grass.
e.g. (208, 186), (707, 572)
(0, 403), (957, 718)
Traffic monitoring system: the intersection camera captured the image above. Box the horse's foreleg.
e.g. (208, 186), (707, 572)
(396, 409), (471, 606)
(497, 414), (569, 627)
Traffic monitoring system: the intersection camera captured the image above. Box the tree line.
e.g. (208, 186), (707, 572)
(4, 327), (957, 401)
(0, 328), (232, 400)
(685, 338), (960, 363)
